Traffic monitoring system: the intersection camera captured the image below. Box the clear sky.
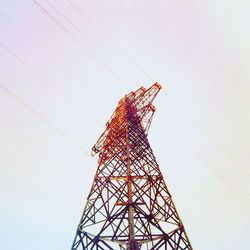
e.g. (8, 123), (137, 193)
(0, 0), (249, 249)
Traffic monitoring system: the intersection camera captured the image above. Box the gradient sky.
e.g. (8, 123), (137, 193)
(0, 1), (250, 249)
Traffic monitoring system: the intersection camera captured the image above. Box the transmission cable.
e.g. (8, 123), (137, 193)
(66, 0), (249, 179)
(0, 41), (102, 128)
(30, 0), (129, 88)
(0, 82), (90, 157)
(162, 90), (249, 177)
(0, 9), (96, 95)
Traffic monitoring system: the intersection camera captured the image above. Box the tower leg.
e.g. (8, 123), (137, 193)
(127, 239), (139, 250)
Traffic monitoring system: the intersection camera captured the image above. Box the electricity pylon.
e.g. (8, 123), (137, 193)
(71, 83), (192, 249)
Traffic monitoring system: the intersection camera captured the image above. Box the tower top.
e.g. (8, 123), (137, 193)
(92, 82), (162, 156)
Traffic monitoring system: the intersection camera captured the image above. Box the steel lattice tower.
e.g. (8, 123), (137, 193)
(71, 83), (192, 250)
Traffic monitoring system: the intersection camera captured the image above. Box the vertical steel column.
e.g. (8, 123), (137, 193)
(125, 97), (137, 250)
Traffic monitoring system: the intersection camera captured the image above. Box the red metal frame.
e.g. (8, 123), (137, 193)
(71, 83), (192, 249)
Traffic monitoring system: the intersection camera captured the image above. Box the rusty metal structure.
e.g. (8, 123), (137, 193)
(71, 83), (192, 249)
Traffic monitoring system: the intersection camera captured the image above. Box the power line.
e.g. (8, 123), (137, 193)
(177, 202), (224, 250)
(30, 0), (130, 88)
(0, 82), (90, 157)
(162, 89), (250, 177)
(156, 113), (250, 207)
(66, 0), (249, 179)
(4, 0), (250, 219)
(44, 0), (138, 85)
(0, 9), (94, 95)
(1, 4), (246, 248)
(1, 40), (247, 205)
(157, 94), (250, 197)
(67, 0), (156, 83)
(2, 35), (247, 204)
(0, 41), (102, 127)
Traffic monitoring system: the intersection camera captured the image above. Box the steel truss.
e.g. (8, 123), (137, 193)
(71, 83), (192, 250)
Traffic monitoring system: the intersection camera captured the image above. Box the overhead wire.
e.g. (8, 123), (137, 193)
(0, 5), (133, 163)
(30, 0), (130, 88)
(1, 2), (148, 147)
(67, 0), (155, 82)
(1, 3), (247, 246)
(156, 96), (250, 196)
(177, 201), (224, 250)
(25, 0), (250, 202)
(162, 90), (250, 177)
(0, 40), (111, 163)
(0, 86), (232, 249)
(156, 113), (250, 206)
(5, 0), (250, 230)
(60, 0), (250, 204)
(0, 41), (102, 128)
(29, 2), (250, 247)
(66, 0), (249, 179)
(0, 9), (96, 95)
(158, 92), (250, 205)
(44, 0), (137, 86)
(2, 0), (247, 200)
(0, 37), (123, 162)
(0, 82), (90, 157)
(0, 84), (237, 250)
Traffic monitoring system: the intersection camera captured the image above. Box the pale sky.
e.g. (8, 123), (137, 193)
(0, 1), (250, 249)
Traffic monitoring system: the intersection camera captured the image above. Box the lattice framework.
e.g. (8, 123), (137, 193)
(71, 83), (192, 250)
